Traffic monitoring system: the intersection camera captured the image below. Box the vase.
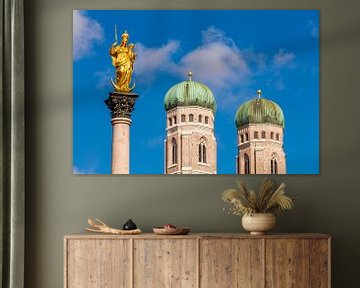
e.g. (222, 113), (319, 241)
(123, 219), (137, 230)
(242, 213), (276, 235)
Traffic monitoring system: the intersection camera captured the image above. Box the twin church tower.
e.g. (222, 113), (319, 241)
(105, 29), (286, 174)
(163, 72), (286, 175)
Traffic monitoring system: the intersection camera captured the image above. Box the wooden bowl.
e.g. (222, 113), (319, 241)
(153, 227), (190, 235)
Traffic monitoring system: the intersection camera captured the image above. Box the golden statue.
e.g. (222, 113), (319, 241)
(110, 27), (136, 93)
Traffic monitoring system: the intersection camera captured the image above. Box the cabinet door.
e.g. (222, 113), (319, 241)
(133, 239), (198, 288)
(200, 239), (264, 288)
(66, 239), (131, 288)
(309, 239), (330, 288)
(266, 239), (310, 288)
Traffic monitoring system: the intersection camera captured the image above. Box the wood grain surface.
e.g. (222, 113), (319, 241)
(200, 239), (264, 288)
(265, 239), (310, 287)
(309, 239), (330, 288)
(65, 239), (131, 288)
(64, 233), (330, 288)
(133, 239), (198, 288)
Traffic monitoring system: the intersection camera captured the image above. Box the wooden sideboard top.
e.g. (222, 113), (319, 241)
(65, 232), (330, 240)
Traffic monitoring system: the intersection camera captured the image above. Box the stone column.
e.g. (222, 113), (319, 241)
(105, 92), (139, 174)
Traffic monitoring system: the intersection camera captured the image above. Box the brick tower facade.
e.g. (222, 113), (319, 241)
(164, 73), (217, 174)
(235, 90), (286, 174)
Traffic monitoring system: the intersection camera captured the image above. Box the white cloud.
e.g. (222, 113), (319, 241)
(134, 41), (180, 80)
(273, 49), (296, 68)
(178, 27), (249, 89)
(308, 20), (319, 38)
(130, 27), (297, 110)
(202, 26), (235, 46)
(73, 11), (104, 61)
(242, 49), (268, 73)
(73, 166), (96, 174)
(134, 27), (250, 90)
(179, 43), (249, 89)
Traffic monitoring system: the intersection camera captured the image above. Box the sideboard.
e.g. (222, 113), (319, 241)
(64, 233), (330, 288)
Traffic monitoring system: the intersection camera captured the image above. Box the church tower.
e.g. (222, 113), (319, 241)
(163, 72), (217, 174)
(235, 90), (286, 174)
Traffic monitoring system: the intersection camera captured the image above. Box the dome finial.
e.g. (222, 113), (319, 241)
(257, 89), (262, 98)
(188, 71), (193, 81)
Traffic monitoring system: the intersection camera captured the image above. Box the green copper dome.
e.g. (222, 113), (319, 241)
(164, 77), (216, 112)
(235, 97), (285, 129)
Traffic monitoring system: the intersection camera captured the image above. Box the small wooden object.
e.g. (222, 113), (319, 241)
(153, 227), (190, 235)
(86, 218), (141, 235)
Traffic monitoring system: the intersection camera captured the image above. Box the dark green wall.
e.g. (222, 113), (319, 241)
(25, 0), (360, 287)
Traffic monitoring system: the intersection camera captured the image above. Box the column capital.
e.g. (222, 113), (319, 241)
(105, 92), (139, 119)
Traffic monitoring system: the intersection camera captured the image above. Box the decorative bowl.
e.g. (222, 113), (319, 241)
(242, 213), (276, 235)
(153, 227), (190, 235)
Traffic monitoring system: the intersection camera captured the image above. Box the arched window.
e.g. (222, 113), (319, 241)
(189, 114), (194, 122)
(198, 139), (207, 163)
(270, 132), (274, 139)
(169, 118), (172, 126)
(173, 116), (177, 125)
(261, 131), (266, 139)
(276, 133), (280, 141)
(244, 153), (250, 174)
(205, 116), (209, 124)
(198, 115), (203, 122)
(181, 114), (186, 122)
(171, 138), (177, 164)
(271, 158), (278, 174)
(245, 132), (249, 141)
(254, 131), (259, 139)
(240, 134), (244, 143)
(203, 145), (206, 163)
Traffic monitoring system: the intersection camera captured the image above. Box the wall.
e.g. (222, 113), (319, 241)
(25, 0), (360, 287)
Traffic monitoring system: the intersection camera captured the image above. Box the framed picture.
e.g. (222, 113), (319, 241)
(73, 10), (319, 175)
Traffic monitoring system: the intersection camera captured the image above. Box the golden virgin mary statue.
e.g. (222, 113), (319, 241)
(110, 28), (136, 93)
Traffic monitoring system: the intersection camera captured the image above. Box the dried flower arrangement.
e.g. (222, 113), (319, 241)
(222, 179), (294, 216)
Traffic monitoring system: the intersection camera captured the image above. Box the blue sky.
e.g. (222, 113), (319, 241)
(73, 10), (319, 174)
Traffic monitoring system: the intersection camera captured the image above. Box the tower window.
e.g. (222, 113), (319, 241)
(169, 118), (172, 126)
(171, 138), (177, 164)
(261, 131), (266, 139)
(198, 139), (207, 163)
(181, 114), (186, 122)
(270, 132), (274, 139)
(240, 134), (244, 143)
(271, 158), (278, 174)
(244, 153), (250, 174)
(276, 133), (280, 141)
(173, 116), (177, 125)
(198, 115), (203, 122)
(245, 132), (249, 141)
(205, 116), (209, 124)
(189, 114), (194, 122)
(254, 131), (259, 139)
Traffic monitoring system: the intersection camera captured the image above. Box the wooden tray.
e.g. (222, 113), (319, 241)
(153, 227), (190, 235)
